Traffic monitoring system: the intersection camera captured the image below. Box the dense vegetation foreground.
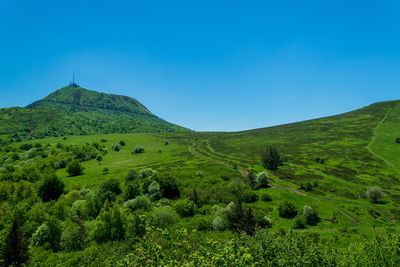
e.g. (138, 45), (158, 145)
(1, 99), (400, 266)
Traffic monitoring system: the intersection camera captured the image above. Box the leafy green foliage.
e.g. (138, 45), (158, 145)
(367, 186), (385, 203)
(38, 173), (65, 202)
(261, 147), (283, 170)
(67, 160), (84, 176)
(278, 200), (298, 219)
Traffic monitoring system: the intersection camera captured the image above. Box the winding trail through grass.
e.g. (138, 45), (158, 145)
(366, 106), (400, 174)
(188, 142), (364, 225)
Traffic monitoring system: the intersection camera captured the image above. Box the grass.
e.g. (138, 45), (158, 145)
(16, 99), (400, 246)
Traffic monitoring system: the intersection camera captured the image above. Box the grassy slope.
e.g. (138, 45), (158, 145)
(24, 100), (400, 246)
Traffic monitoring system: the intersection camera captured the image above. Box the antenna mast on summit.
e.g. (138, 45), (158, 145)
(73, 72), (75, 84)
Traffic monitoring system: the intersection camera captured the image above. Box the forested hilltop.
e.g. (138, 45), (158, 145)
(0, 85), (190, 141)
(1, 99), (400, 266)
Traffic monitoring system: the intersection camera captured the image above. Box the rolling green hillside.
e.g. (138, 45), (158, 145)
(2, 99), (400, 265)
(0, 85), (190, 141)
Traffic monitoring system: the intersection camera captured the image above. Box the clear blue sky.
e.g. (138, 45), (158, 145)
(1, 0), (399, 131)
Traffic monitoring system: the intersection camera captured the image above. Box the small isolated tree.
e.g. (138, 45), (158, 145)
(302, 205), (319, 225)
(0, 217), (29, 267)
(112, 143), (121, 152)
(119, 140), (126, 146)
(278, 200), (298, 219)
(135, 146), (145, 154)
(38, 173), (65, 202)
(256, 172), (269, 188)
(396, 138), (400, 144)
(367, 186), (385, 203)
(67, 160), (84, 176)
(96, 155), (103, 162)
(261, 147), (283, 170)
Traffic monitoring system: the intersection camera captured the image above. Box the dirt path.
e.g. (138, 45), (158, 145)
(188, 142), (364, 225)
(366, 106), (400, 174)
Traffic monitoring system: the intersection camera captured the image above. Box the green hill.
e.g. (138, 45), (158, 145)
(0, 85), (190, 140)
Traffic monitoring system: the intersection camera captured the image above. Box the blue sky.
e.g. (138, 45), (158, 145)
(0, 0), (399, 131)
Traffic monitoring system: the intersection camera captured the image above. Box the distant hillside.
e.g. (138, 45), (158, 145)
(0, 85), (190, 140)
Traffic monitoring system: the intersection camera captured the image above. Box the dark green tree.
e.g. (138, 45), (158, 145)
(261, 147), (283, 170)
(238, 207), (256, 235)
(67, 160), (84, 176)
(38, 173), (65, 202)
(0, 217), (29, 267)
(246, 170), (257, 189)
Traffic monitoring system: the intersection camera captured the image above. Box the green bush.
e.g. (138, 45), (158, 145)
(112, 143), (121, 152)
(302, 205), (319, 225)
(212, 216), (226, 231)
(256, 172), (269, 188)
(123, 195), (151, 211)
(152, 207), (179, 228)
(174, 198), (196, 217)
(261, 193), (272, 202)
(134, 146), (145, 154)
(293, 216), (306, 229)
(366, 186), (385, 203)
(278, 200), (298, 219)
(261, 147), (283, 170)
(38, 173), (65, 202)
(67, 160), (84, 176)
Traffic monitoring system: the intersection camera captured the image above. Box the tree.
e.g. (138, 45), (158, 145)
(0, 217), (29, 267)
(261, 147), (283, 170)
(367, 186), (385, 203)
(225, 198), (244, 231)
(125, 169), (139, 184)
(174, 198), (196, 217)
(256, 172), (269, 188)
(99, 178), (122, 196)
(238, 208), (256, 235)
(148, 181), (161, 201)
(134, 146), (145, 154)
(302, 205), (319, 225)
(67, 160), (84, 176)
(247, 170), (257, 189)
(38, 173), (65, 202)
(123, 181), (142, 201)
(123, 195), (151, 211)
(112, 143), (121, 151)
(278, 200), (298, 218)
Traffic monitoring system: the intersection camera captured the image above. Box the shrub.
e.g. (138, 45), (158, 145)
(124, 195), (151, 211)
(367, 186), (385, 203)
(261, 193), (272, 202)
(261, 147), (283, 170)
(243, 190), (258, 203)
(96, 155), (103, 162)
(259, 216), (273, 228)
(100, 139), (107, 143)
(102, 167), (109, 174)
(56, 158), (68, 169)
(302, 205), (319, 225)
(38, 173), (65, 202)
(112, 143), (121, 152)
(152, 207), (179, 228)
(213, 216), (226, 231)
(256, 172), (269, 188)
(99, 178), (121, 195)
(135, 146), (145, 154)
(119, 140), (126, 146)
(67, 160), (84, 176)
(123, 181), (142, 201)
(192, 215), (212, 231)
(174, 198), (196, 217)
(139, 168), (157, 179)
(300, 181), (314, 191)
(293, 216), (306, 229)
(148, 181), (161, 201)
(125, 169), (139, 184)
(278, 200), (298, 218)
(396, 138), (400, 144)
(164, 141), (169, 145)
(30, 223), (50, 247)
(156, 175), (180, 199)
